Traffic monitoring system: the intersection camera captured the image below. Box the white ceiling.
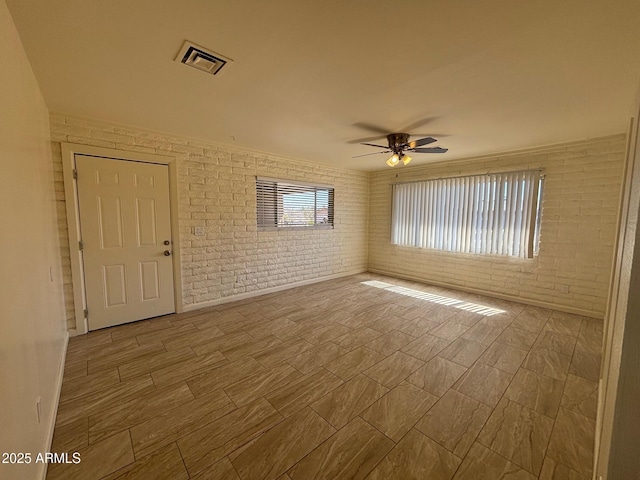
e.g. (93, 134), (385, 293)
(7, 0), (640, 171)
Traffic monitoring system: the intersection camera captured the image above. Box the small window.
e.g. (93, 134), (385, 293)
(391, 170), (544, 258)
(256, 177), (334, 228)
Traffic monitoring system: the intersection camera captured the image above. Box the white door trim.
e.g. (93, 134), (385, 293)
(61, 143), (183, 335)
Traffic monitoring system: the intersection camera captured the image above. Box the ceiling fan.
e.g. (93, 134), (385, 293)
(353, 133), (448, 167)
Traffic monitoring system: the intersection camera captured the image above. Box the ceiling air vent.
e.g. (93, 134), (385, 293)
(175, 40), (232, 76)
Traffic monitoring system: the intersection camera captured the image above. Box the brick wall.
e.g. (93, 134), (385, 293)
(50, 114), (369, 331)
(368, 135), (626, 318)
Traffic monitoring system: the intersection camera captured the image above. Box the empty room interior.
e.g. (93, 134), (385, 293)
(3, 1), (640, 479)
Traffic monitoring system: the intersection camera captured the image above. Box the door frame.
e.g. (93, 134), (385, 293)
(61, 143), (183, 335)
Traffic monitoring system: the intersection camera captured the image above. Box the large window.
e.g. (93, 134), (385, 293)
(391, 170), (543, 258)
(256, 177), (334, 228)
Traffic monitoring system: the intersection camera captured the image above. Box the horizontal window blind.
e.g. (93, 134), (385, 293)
(256, 178), (334, 227)
(391, 170), (543, 258)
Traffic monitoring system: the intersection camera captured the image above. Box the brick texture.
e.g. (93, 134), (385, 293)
(50, 115), (369, 331)
(368, 135), (626, 317)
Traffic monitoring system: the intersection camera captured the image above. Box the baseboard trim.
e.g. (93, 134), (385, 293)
(39, 330), (69, 480)
(183, 269), (367, 312)
(367, 268), (604, 319)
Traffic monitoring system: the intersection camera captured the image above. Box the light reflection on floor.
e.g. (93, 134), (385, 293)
(361, 280), (505, 316)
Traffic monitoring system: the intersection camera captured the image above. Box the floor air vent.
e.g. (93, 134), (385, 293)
(175, 41), (232, 76)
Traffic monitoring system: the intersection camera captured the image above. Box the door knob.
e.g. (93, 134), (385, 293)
(163, 250), (172, 256)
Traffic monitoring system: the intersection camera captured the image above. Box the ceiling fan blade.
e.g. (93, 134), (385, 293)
(346, 135), (387, 144)
(408, 137), (437, 148)
(352, 150), (391, 158)
(412, 147), (448, 153)
(360, 142), (389, 149)
(400, 116), (438, 132)
(352, 122), (391, 135)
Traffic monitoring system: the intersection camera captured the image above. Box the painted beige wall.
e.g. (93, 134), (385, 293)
(0, 2), (68, 479)
(49, 115), (370, 331)
(368, 135), (626, 318)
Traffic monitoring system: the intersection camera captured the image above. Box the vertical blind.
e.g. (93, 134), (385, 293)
(256, 177), (334, 227)
(391, 170), (543, 258)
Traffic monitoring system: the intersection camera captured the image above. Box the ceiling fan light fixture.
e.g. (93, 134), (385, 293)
(402, 154), (412, 165)
(386, 154), (400, 167)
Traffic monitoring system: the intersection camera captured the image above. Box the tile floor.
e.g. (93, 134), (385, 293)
(47, 273), (602, 480)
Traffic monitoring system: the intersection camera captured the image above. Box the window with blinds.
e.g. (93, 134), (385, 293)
(256, 177), (334, 228)
(391, 170), (544, 258)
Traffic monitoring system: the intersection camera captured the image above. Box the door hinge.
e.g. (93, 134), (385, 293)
(83, 309), (88, 318)
(79, 240), (84, 251)
(73, 169), (78, 180)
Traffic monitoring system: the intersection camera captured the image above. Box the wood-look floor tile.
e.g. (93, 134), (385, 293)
(103, 442), (188, 480)
(439, 338), (488, 367)
(546, 408), (595, 478)
(56, 375), (156, 427)
(361, 383), (437, 442)
(365, 330), (414, 356)
(401, 334), (451, 362)
(64, 330), (113, 364)
(88, 343), (167, 375)
(131, 388), (235, 458)
(189, 457), (240, 480)
(477, 342), (528, 374)
(366, 428), (461, 480)
(224, 363), (303, 407)
(560, 374), (598, 420)
(245, 318), (299, 339)
(178, 397), (284, 477)
(568, 351), (601, 382)
(448, 310), (484, 327)
(539, 456), (588, 480)
(88, 381), (194, 444)
(78, 336), (137, 367)
(510, 307), (551, 333)
(230, 407), (335, 480)
(265, 368), (343, 417)
(453, 442), (536, 480)
(324, 346), (385, 380)
(334, 326), (383, 351)
(50, 417), (88, 454)
(460, 323), (503, 345)
(63, 360), (88, 381)
(310, 374), (387, 428)
(187, 356), (266, 398)
(59, 368), (121, 403)
(523, 348), (572, 381)
(364, 351), (424, 388)
(110, 317), (174, 343)
(429, 321), (470, 341)
(218, 334), (283, 361)
(478, 398), (554, 475)
(161, 325), (225, 351)
(190, 331), (254, 356)
(47, 430), (134, 480)
(118, 347), (195, 381)
(544, 313), (583, 337)
(575, 319), (603, 355)
(406, 356), (467, 397)
(151, 351), (228, 387)
(495, 326), (539, 350)
(454, 363), (513, 407)
(300, 323), (352, 345)
(253, 337), (315, 367)
(285, 342), (348, 374)
(135, 323), (198, 346)
(416, 389), (492, 458)
(396, 318), (439, 337)
(534, 330), (577, 356)
(287, 416), (393, 480)
(504, 368), (564, 418)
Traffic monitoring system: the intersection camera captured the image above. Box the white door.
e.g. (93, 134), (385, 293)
(76, 155), (175, 330)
